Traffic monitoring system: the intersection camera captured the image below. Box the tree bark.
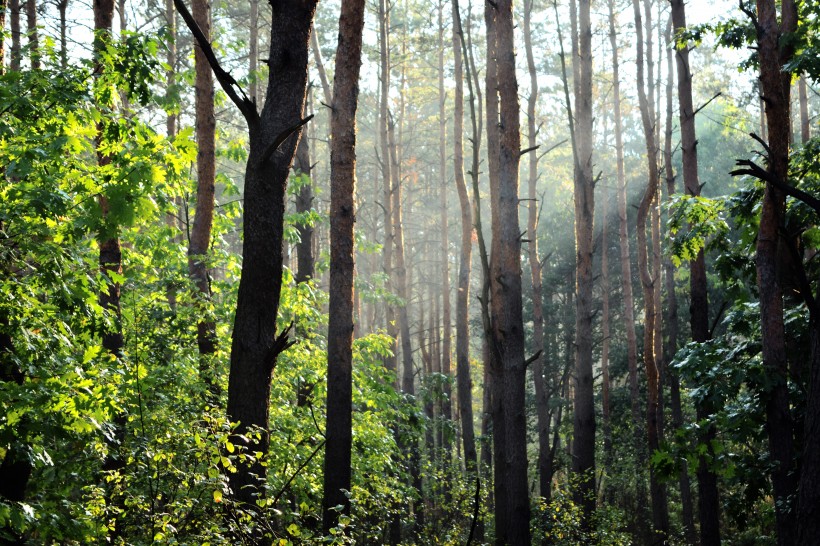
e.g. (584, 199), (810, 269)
(631, 0), (669, 539)
(294, 98), (315, 284)
(322, 0), (365, 532)
(10, 0), (20, 70)
(249, 0), (259, 108)
(25, 0), (38, 69)
(378, 0), (398, 377)
(606, 2), (647, 528)
(571, 0), (597, 527)
(489, 1), (530, 543)
(437, 0), (453, 455)
(175, 0), (318, 519)
(522, 0), (551, 504)
(451, 0), (477, 473)
(755, 1), (798, 545)
(668, 1), (708, 543)
(58, 0), (68, 69)
(799, 76), (810, 143)
(189, 0), (217, 365)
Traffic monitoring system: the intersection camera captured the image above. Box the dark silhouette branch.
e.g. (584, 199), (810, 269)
(172, 0), (257, 122)
(261, 115), (315, 165)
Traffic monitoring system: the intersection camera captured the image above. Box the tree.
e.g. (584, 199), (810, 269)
(752, 0), (798, 544)
(173, 0), (318, 517)
(488, 0), (530, 541)
(188, 0), (217, 364)
(563, 0), (596, 526)
(670, 0), (718, 542)
(322, 0), (366, 533)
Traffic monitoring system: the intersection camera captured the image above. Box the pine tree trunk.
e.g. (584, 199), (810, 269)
(189, 0), (217, 365)
(755, 1), (798, 545)
(294, 102), (315, 284)
(571, 0), (597, 527)
(606, 1), (647, 528)
(523, 0), (551, 503)
(321, 0), (365, 532)
(25, 0), (38, 69)
(451, 0), (477, 472)
(631, 0), (669, 539)
(668, 2), (706, 543)
(10, 0), (20, 70)
(799, 76), (810, 143)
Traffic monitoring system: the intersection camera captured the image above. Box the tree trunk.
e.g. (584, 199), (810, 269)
(523, 0), (551, 504)
(570, 0), (597, 527)
(294, 99), (315, 284)
(451, 0), (477, 473)
(798, 316), (820, 544)
(58, 0), (68, 69)
(189, 0), (217, 366)
(631, 0), (669, 539)
(755, 1), (798, 545)
(490, 1), (530, 543)
(322, 0), (365, 532)
(25, 0), (38, 69)
(249, 0), (259, 107)
(10, 0), (20, 70)
(607, 1), (647, 529)
(378, 0), (397, 377)
(668, 1), (708, 543)
(799, 76), (810, 143)
(438, 0), (453, 455)
(175, 0), (318, 517)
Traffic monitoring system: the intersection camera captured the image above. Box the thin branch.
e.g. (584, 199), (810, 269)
(172, 0), (257, 122)
(261, 115), (315, 164)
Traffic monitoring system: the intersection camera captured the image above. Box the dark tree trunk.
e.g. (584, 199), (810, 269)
(798, 316), (820, 544)
(569, 0), (597, 527)
(58, 0), (68, 69)
(490, 0), (530, 543)
(25, 0), (38, 69)
(294, 103), (315, 284)
(668, 1), (707, 543)
(754, 1), (798, 545)
(175, 0), (318, 520)
(189, 0), (217, 366)
(321, 0), (365, 532)
(10, 0), (20, 70)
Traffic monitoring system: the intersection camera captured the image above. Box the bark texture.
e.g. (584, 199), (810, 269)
(322, 0), (365, 532)
(451, 0), (477, 472)
(755, 1), (798, 545)
(571, 0), (597, 526)
(188, 0), (217, 363)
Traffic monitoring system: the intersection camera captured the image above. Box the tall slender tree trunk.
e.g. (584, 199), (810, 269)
(755, 1), (798, 545)
(606, 2), (646, 528)
(631, 0), (669, 540)
(452, 0), (477, 473)
(523, 0), (551, 503)
(294, 98), (315, 284)
(799, 76), (810, 143)
(570, 0), (597, 527)
(189, 0), (217, 366)
(438, 0), (453, 457)
(322, 0), (365, 532)
(489, 1), (530, 542)
(249, 0), (259, 107)
(58, 0), (68, 69)
(25, 0), (37, 69)
(669, 1), (712, 542)
(94, 1), (126, 541)
(378, 0), (398, 377)
(10, 0), (20, 70)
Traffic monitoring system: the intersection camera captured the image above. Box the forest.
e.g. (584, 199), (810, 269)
(2, 0), (820, 544)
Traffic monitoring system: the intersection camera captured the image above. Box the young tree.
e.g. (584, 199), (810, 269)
(523, 0), (552, 502)
(670, 0), (716, 542)
(631, 0), (669, 539)
(173, 0), (318, 515)
(188, 0), (217, 363)
(322, 0), (366, 532)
